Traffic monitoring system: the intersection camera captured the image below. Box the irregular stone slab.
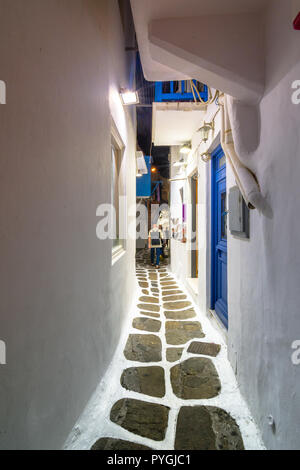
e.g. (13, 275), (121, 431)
(162, 295), (187, 302)
(142, 289), (149, 296)
(166, 321), (204, 345)
(164, 301), (192, 310)
(91, 437), (152, 450)
(139, 296), (159, 304)
(151, 282), (158, 287)
(162, 290), (183, 296)
(175, 406), (244, 450)
(160, 284), (178, 289)
(170, 357), (221, 399)
(138, 303), (160, 313)
(164, 308), (196, 320)
(124, 334), (162, 362)
(166, 348), (184, 363)
(110, 399), (169, 441)
(140, 311), (160, 319)
(188, 342), (221, 357)
(121, 366), (165, 398)
(133, 317), (161, 333)
(139, 282), (148, 288)
(149, 274), (158, 280)
(160, 281), (176, 286)
(151, 288), (159, 293)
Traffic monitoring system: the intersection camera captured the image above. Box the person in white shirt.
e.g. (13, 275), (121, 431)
(148, 224), (163, 268)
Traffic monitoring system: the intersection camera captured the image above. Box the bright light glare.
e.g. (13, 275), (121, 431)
(180, 146), (191, 154)
(120, 90), (139, 105)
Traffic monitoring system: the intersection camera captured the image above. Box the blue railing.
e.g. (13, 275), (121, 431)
(155, 80), (208, 103)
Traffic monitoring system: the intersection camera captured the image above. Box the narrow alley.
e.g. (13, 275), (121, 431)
(1, 0), (300, 454)
(65, 250), (264, 450)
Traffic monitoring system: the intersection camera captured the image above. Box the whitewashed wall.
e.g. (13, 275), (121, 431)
(170, 0), (300, 449)
(227, 0), (300, 450)
(0, 0), (136, 449)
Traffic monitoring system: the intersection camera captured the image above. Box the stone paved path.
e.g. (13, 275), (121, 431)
(65, 250), (265, 451)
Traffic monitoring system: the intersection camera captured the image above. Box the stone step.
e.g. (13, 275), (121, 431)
(110, 399), (170, 441)
(124, 334), (162, 362)
(175, 406), (244, 450)
(170, 357), (221, 399)
(121, 366), (165, 398)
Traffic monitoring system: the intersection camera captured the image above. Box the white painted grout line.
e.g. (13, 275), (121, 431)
(64, 259), (265, 451)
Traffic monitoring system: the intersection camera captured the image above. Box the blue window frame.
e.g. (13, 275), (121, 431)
(155, 80), (208, 103)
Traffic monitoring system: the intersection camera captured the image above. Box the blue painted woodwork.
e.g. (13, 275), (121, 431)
(136, 156), (151, 198)
(211, 145), (228, 328)
(155, 80), (208, 103)
(151, 181), (162, 196)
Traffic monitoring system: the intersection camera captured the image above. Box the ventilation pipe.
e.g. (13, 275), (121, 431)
(219, 94), (264, 210)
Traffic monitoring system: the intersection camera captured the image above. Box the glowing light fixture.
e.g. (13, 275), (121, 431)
(120, 88), (139, 106)
(180, 143), (191, 154)
(173, 159), (187, 168)
(200, 152), (212, 163)
(151, 167), (157, 173)
(197, 121), (214, 143)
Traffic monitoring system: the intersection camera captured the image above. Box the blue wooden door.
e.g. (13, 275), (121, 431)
(211, 145), (228, 328)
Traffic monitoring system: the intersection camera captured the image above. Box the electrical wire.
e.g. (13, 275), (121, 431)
(190, 79), (220, 105)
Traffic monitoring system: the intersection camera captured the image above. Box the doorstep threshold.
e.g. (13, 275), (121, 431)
(186, 277), (198, 296)
(207, 309), (228, 343)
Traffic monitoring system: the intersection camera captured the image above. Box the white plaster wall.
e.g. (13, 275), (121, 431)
(170, 101), (222, 312)
(0, 0), (136, 450)
(170, 147), (189, 282)
(227, 0), (300, 450)
(152, 0), (300, 450)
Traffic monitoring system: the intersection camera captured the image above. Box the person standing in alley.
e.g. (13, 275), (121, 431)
(148, 223), (163, 268)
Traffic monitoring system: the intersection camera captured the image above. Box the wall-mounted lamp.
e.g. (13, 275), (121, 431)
(173, 158), (187, 168)
(151, 167), (157, 173)
(197, 121), (214, 143)
(180, 143), (191, 154)
(120, 88), (139, 106)
(200, 152), (212, 163)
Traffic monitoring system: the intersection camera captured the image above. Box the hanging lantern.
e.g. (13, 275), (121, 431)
(197, 121), (214, 143)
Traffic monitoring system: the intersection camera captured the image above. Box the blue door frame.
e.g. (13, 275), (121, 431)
(211, 145), (228, 328)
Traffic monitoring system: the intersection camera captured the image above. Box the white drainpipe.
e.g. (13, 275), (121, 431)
(219, 94), (264, 210)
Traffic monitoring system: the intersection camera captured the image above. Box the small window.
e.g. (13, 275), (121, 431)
(219, 155), (226, 169)
(221, 191), (228, 240)
(111, 119), (126, 258)
(111, 144), (121, 249)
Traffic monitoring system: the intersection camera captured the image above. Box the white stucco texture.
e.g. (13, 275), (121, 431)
(0, 0), (136, 450)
